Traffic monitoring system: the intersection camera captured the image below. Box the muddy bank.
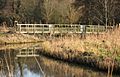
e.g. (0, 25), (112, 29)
(0, 32), (40, 44)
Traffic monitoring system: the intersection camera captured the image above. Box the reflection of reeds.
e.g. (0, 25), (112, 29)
(38, 56), (111, 77)
(4, 51), (14, 77)
(41, 26), (120, 74)
(34, 56), (45, 77)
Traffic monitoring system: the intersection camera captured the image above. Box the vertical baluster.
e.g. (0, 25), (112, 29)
(19, 25), (21, 33)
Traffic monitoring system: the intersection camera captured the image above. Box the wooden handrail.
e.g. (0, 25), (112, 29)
(16, 23), (113, 34)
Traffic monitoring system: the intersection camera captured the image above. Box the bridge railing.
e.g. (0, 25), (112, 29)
(17, 24), (50, 33)
(15, 22), (112, 34)
(16, 24), (84, 33)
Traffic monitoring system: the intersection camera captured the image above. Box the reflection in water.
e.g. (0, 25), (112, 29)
(0, 43), (119, 77)
(17, 63), (42, 77)
(38, 56), (120, 77)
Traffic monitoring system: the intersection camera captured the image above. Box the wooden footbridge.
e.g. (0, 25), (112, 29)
(15, 21), (113, 34)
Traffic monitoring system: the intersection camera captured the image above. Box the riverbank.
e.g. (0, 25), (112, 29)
(0, 32), (40, 44)
(40, 27), (120, 73)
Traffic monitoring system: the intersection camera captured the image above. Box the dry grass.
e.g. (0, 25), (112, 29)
(0, 33), (40, 44)
(40, 26), (120, 73)
(42, 26), (120, 60)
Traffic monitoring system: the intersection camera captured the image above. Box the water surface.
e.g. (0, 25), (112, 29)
(0, 43), (119, 77)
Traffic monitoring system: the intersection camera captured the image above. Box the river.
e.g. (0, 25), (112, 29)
(0, 43), (119, 77)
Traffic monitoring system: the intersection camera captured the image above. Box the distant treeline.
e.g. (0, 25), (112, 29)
(0, 0), (120, 26)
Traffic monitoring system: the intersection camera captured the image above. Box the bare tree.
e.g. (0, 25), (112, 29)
(16, 0), (38, 23)
(41, 0), (57, 24)
(91, 0), (120, 26)
(67, 0), (83, 24)
(56, 0), (84, 24)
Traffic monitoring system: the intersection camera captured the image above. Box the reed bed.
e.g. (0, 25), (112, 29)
(0, 33), (40, 44)
(41, 26), (120, 73)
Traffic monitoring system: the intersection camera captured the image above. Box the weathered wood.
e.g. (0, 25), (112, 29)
(16, 23), (113, 34)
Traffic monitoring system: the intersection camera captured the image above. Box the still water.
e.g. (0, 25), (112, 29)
(0, 43), (119, 77)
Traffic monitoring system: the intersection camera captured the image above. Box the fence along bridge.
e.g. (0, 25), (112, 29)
(15, 22), (112, 34)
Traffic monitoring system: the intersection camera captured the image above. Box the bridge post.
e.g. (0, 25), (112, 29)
(81, 25), (86, 39)
(81, 25), (84, 33)
(33, 24), (35, 35)
(14, 21), (18, 31)
(90, 25), (92, 32)
(19, 24), (21, 33)
(93, 25), (95, 33)
(49, 24), (53, 37)
(42, 25), (44, 36)
(97, 24), (100, 36)
(27, 24), (29, 34)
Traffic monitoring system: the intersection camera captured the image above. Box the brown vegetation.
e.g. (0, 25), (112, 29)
(0, 33), (40, 44)
(41, 26), (120, 73)
(39, 56), (109, 77)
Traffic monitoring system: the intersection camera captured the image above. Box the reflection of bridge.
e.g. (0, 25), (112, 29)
(16, 46), (40, 57)
(16, 46), (45, 77)
(0, 44), (45, 77)
(15, 22), (110, 34)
